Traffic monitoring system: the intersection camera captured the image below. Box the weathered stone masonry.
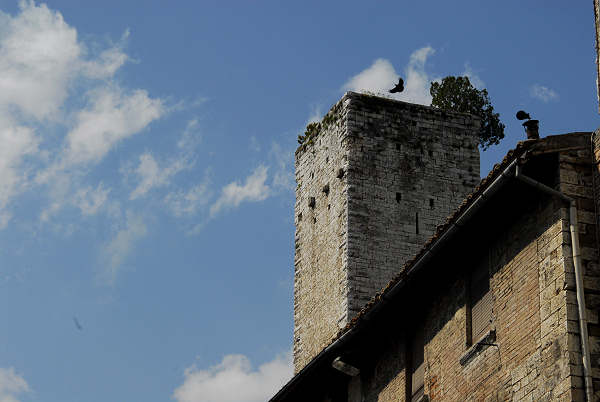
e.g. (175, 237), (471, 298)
(293, 92), (480, 372)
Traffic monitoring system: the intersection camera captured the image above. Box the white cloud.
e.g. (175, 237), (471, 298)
(0, 367), (30, 402)
(341, 46), (438, 105)
(0, 0), (80, 121)
(209, 166), (270, 217)
(81, 30), (129, 79)
(0, 1), (166, 227)
(63, 87), (164, 167)
(401, 46), (437, 105)
(0, 120), (38, 227)
(462, 62), (485, 89)
(172, 352), (292, 402)
(101, 211), (147, 285)
(129, 152), (190, 200)
(530, 84), (559, 103)
(342, 58), (397, 95)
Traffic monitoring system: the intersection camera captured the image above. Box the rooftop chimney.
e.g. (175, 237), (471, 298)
(522, 119), (539, 140)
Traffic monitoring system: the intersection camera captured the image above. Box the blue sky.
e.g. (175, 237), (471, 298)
(0, 1), (597, 401)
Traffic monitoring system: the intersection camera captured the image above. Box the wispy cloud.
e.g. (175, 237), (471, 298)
(0, 1), (165, 227)
(61, 87), (164, 168)
(209, 166), (270, 218)
(462, 62), (485, 89)
(100, 211), (148, 285)
(165, 173), (212, 217)
(341, 46), (438, 105)
(128, 152), (191, 200)
(0, 121), (38, 228)
(530, 84), (559, 103)
(0, 367), (30, 402)
(74, 183), (110, 216)
(172, 352), (292, 402)
(270, 143), (294, 192)
(177, 118), (202, 150)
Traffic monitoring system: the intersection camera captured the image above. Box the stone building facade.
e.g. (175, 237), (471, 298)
(273, 90), (600, 400)
(293, 92), (480, 372)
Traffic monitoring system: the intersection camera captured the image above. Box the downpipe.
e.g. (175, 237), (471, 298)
(515, 165), (594, 401)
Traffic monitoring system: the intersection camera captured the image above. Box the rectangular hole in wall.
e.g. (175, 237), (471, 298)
(396, 193), (402, 203)
(429, 199), (434, 209)
(415, 212), (419, 234)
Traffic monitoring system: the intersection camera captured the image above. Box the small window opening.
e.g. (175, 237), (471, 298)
(396, 143), (401, 151)
(327, 204), (331, 210)
(429, 199), (434, 209)
(313, 217), (317, 224)
(415, 212), (419, 234)
(469, 257), (492, 344)
(326, 156), (329, 163)
(298, 213), (302, 222)
(407, 326), (425, 402)
(310, 172), (314, 179)
(396, 193), (402, 203)
(337, 168), (345, 179)
(322, 184), (330, 196)
(428, 150), (433, 157)
(308, 197), (316, 209)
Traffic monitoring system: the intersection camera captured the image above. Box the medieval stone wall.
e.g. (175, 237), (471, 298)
(344, 93), (480, 317)
(356, 178), (577, 401)
(293, 92), (480, 372)
(354, 136), (597, 401)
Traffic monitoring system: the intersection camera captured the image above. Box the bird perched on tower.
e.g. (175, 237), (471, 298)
(389, 78), (404, 93)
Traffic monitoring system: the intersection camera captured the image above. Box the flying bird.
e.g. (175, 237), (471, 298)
(516, 110), (531, 120)
(389, 78), (404, 93)
(73, 317), (83, 331)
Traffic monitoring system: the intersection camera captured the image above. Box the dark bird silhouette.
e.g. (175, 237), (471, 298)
(389, 78), (404, 93)
(73, 317), (83, 331)
(516, 110), (531, 120)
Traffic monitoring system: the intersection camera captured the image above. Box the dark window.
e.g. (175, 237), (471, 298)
(396, 193), (402, 203)
(408, 326), (425, 402)
(469, 257), (492, 343)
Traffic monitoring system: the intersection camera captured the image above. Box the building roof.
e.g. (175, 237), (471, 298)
(271, 131), (593, 401)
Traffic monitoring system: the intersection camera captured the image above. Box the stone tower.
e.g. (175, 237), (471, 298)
(293, 92), (481, 372)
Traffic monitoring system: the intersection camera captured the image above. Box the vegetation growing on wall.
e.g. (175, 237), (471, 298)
(297, 100), (343, 151)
